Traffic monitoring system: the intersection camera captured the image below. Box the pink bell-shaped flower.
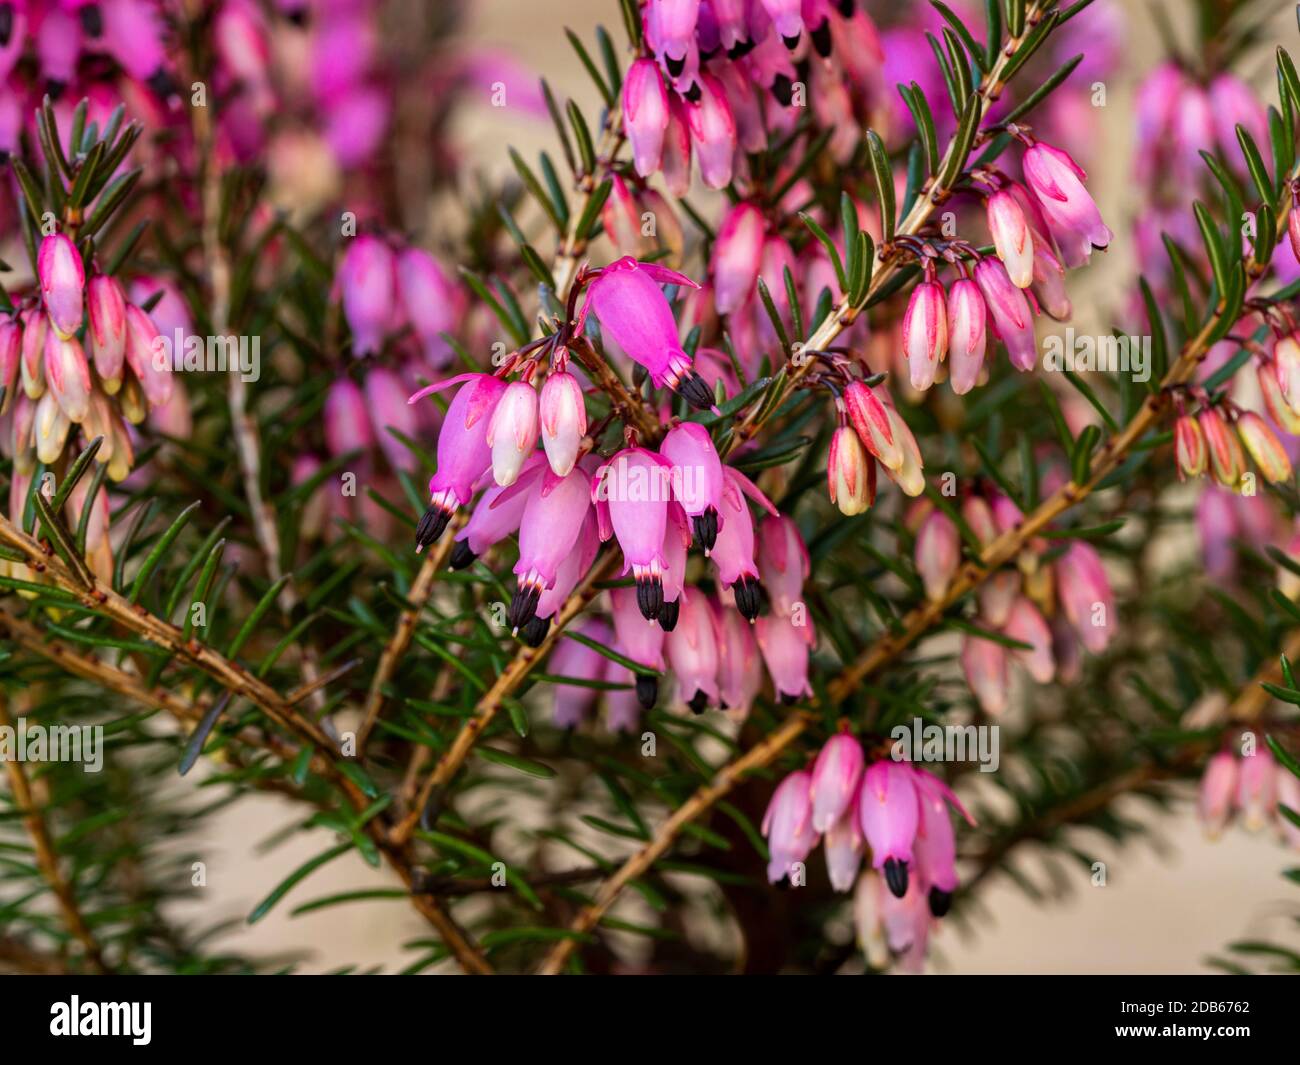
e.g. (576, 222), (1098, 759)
(665, 586), (720, 713)
(623, 58), (670, 177)
(658, 420), (724, 550)
(858, 761), (920, 898)
(539, 369), (586, 477)
(761, 769), (818, 884)
(338, 235), (396, 357)
(610, 585), (666, 710)
(755, 611), (815, 701)
(757, 514), (809, 618)
(810, 732), (865, 834)
(509, 464), (592, 630)
(37, 233), (84, 341)
(711, 467), (777, 619)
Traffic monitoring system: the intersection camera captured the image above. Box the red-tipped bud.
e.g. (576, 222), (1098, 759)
(1198, 407), (1243, 487)
(827, 425), (875, 515)
(987, 189), (1033, 288)
(915, 509), (959, 601)
(486, 379), (540, 487)
(842, 379), (899, 470)
(87, 274), (127, 393)
(37, 233), (84, 340)
(623, 58), (670, 177)
(961, 633), (1009, 716)
(1237, 410), (1293, 484)
(902, 280), (947, 392)
(43, 330), (91, 423)
(946, 278), (987, 395)
(1174, 413), (1207, 480)
(539, 370), (586, 477)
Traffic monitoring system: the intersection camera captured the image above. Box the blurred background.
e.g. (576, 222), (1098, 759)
(174, 0), (1298, 973)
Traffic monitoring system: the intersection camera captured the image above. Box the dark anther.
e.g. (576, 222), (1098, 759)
(677, 371), (715, 411)
(415, 505), (450, 550)
(811, 22), (832, 57)
(781, 32), (801, 50)
(688, 689), (710, 715)
(147, 68), (180, 102)
(519, 614), (551, 647)
(884, 857), (909, 899)
(636, 575), (664, 621)
(635, 673), (659, 710)
(657, 598), (680, 632)
(507, 582), (542, 630)
(632, 363), (649, 388)
(683, 80), (702, 103)
(0, 4), (12, 46)
(449, 539), (477, 570)
(80, 3), (103, 37)
(772, 74), (795, 106)
(45, 79), (67, 102)
(928, 887), (953, 918)
(692, 508), (718, 552)
(732, 574), (764, 621)
(835, 0), (856, 15)
(665, 52), (686, 78)
(727, 37), (756, 59)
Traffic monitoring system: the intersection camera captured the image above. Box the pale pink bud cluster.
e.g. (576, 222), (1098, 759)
(1198, 739), (1300, 849)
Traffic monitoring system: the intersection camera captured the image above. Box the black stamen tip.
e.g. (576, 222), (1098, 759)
(657, 598), (680, 632)
(45, 79), (67, 102)
(635, 674), (659, 710)
(733, 574), (764, 621)
(415, 505), (451, 550)
(0, 5), (14, 46)
(928, 887), (953, 918)
(727, 37), (755, 59)
(636, 575), (663, 621)
(688, 689), (710, 715)
(508, 583), (542, 630)
(772, 74), (795, 107)
(683, 80), (702, 103)
(665, 52), (686, 78)
(811, 22), (832, 57)
(449, 539), (477, 571)
(781, 32), (802, 50)
(884, 857), (909, 899)
(519, 614), (551, 648)
(80, 4), (103, 37)
(677, 371), (715, 411)
(147, 68), (179, 103)
(692, 508), (718, 552)
(835, 0), (856, 15)
(286, 5), (309, 26)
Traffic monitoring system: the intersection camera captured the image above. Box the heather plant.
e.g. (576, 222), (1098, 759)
(1, 0), (1299, 978)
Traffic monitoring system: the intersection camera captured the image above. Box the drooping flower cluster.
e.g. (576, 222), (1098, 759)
(762, 738), (974, 967)
(1199, 737), (1300, 849)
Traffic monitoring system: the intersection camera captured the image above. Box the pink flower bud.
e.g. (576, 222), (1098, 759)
(43, 331), (91, 423)
(824, 808), (864, 893)
(123, 304), (173, 408)
(962, 496), (997, 545)
(1198, 407), (1244, 487)
(915, 509), (959, 602)
(1031, 243), (1072, 321)
(1174, 413), (1207, 480)
(880, 404), (925, 497)
(987, 189), (1034, 288)
(364, 367), (418, 473)
(912, 768), (975, 917)
(486, 379), (539, 488)
(20, 309), (46, 400)
(0, 317), (19, 411)
(1276, 768), (1300, 849)
(339, 235), (396, 357)
(714, 600), (761, 719)
(87, 274), (127, 392)
(623, 58), (670, 177)
(396, 248), (461, 368)
(1198, 751), (1238, 839)
(610, 585), (666, 710)
(974, 258), (1037, 372)
(842, 379), (899, 470)
(755, 611), (814, 701)
(1237, 744), (1277, 832)
(1275, 334), (1300, 411)
(1237, 410), (1292, 484)
(685, 73), (736, 189)
(757, 514), (809, 618)
(34, 391), (71, 465)
(759, 0), (804, 44)
(37, 233), (84, 340)
(1259, 361), (1300, 435)
(539, 370), (586, 478)
(710, 202), (765, 315)
(1003, 596), (1054, 683)
(323, 377), (372, 458)
(858, 761), (920, 897)
(902, 280), (947, 392)
(946, 278), (987, 395)
(979, 570), (1019, 628)
(762, 769), (817, 883)
(827, 424), (875, 515)
(666, 587), (721, 712)
(1210, 73), (1268, 162)
(810, 733), (865, 833)
(413, 372), (507, 548)
(1022, 141), (1112, 266)
(585, 257), (712, 409)
(961, 633), (1009, 716)
(662, 96), (693, 197)
(1054, 541), (1114, 654)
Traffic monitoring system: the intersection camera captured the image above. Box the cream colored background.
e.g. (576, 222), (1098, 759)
(183, 1), (1299, 974)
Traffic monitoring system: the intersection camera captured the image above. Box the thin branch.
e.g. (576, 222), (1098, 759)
(0, 693), (107, 973)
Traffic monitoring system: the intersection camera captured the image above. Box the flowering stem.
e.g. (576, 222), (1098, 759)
(0, 693), (107, 973)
